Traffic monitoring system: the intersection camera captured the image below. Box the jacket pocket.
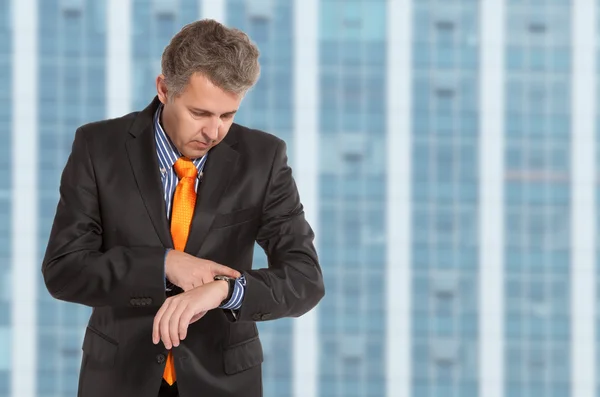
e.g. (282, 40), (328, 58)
(223, 336), (264, 375)
(82, 326), (118, 366)
(212, 207), (260, 229)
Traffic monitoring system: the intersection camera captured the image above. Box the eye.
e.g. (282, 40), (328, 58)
(190, 110), (208, 118)
(221, 114), (234, 120)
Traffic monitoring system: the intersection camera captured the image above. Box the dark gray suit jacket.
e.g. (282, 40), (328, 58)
(41, 97), (325, 397)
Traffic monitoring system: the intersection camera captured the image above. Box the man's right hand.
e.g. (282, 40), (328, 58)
(165, 250), (241, 292)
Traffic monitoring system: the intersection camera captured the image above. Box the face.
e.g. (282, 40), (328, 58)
(156, 73), (243, 159)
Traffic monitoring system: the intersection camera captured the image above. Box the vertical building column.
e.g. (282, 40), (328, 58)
(386, 0), (412, 396)
(292, 0), (318, 396)
(479, 1), (505, 397)
(571, 1), (596, 396)
(107, 0), (132, 117)
(202, 0), (226, 22)
(11, 0), (37, 395)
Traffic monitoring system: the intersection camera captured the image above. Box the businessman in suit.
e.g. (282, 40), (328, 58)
(41, 19), (324, 397)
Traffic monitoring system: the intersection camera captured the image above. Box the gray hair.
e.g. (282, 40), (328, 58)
(161, 19), (261, 98)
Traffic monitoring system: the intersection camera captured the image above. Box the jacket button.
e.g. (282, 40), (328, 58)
(156, 354), (166, 364)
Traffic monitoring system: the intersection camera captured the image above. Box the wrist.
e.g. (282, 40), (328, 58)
(215, 279), (229, 302)
(214, 275), (235, 305)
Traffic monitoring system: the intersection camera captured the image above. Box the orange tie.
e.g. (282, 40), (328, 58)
(163, 157), (198, 385)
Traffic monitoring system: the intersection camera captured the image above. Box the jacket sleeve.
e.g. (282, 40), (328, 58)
(235, 139), (325, 322)
(41, 128), (166, 308)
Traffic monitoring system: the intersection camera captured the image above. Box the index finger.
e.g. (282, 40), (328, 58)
(213, 264), (241, 279)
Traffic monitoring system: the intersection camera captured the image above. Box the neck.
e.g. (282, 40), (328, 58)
(159, 106), (176, 145)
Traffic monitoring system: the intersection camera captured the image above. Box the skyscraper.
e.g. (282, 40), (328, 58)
(4, 1), (599, 397)
(504, 2), (573, 395)
(317, 1), (387, 396)
(409, 2), (481, 396)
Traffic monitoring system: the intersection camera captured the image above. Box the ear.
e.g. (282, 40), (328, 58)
(156, 74), (169, 104)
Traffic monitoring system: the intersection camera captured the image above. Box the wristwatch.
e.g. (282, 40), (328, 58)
(214, 275), (236, 305)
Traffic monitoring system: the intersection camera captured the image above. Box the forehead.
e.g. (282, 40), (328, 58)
(177, 73), (242, 114)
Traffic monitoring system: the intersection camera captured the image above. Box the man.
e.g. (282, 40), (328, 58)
(41, 19), (324, 397)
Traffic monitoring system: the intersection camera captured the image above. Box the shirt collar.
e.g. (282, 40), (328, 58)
(154, 104), (207, 176)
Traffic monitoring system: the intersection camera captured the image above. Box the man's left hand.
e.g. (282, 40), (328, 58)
(152, 280), (229, 349)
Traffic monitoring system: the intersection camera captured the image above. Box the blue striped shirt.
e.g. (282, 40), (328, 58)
(154, 104), (246, 310)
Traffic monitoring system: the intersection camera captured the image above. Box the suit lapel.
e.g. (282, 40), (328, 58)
(124, 97), (241, 255)
(184, 139), (239, 256)
(125, 98), (174, 249)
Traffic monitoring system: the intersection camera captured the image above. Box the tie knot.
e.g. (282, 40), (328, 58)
(173, 158), (198, 180)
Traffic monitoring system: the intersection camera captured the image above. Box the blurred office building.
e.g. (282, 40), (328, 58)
(1, 1), (596, 397)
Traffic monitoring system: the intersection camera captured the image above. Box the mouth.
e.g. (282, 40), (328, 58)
(191, 141), (209, 150)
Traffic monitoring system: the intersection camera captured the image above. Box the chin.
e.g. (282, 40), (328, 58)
(184, 149), (207, 160)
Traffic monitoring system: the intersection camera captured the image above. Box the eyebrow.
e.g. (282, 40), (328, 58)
(189, 107), (238, 116)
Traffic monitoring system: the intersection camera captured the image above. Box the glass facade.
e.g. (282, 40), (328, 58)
(36, 0), (106, 395)
(317, 1), (387, 397)
(0, 0), (10, 394)
(504, 2), (572, 396)
(411, 2), (480, 396)
(0, 1), (594, 396)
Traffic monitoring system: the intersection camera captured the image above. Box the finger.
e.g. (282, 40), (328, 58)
(153, 299), (171, 344)
(213, 264), (241, 279)
(160, 301), (177, 349)
(170, 302), (189, 347)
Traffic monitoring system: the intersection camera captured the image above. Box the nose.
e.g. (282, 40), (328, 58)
(202, 116), (221, 141)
